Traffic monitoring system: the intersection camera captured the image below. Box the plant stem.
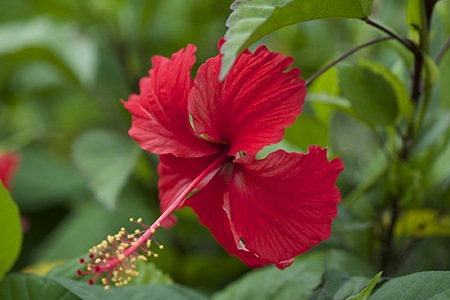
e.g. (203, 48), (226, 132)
(305, 36), (392, 87)
(436, 37), (450, 65)
(364, 18), (417, 52)
(381, 0), (435, 274)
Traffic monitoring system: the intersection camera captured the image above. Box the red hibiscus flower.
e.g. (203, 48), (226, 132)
(78, 42), (343, 288)
(0, 152), (20, 190)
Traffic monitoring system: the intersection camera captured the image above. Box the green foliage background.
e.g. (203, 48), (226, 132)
(1, 0), (450, 299)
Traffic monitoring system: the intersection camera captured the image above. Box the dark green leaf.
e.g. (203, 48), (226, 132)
(0, 273), (79, 300)
(213, 252), (324, 300)
(72, 129), (140, 210)
(310, 269), (368, 300)
(337, 64), (398, 126)
(0, 183), (22, 281)
(371, 271), (450, 299)
(51, 277), (208, 300)
(220, 0), (374, 79)
(359, 60), (412, 121)
(12, 148), (85, 210)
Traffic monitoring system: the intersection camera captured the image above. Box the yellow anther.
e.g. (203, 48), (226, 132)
(104, 285), (110, 291)
(159, 245), (164, 250)
(138, 255), (147, 261)
(137, 218), (143, 223)
(150, 228), (156, 234)
(129, 217), (134, 222)
(107, 235), (114, 243)
(153, 253), (159, 258)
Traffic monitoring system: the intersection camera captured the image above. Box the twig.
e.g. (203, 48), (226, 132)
(436, 36), (450, 65)
(364, 18), (417, 53)
(305, 36), (392, 87)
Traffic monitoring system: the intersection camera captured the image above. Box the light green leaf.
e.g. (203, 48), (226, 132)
(128, 261), (173, 286)
(370, 271), (450, 299)
(337, 64), (399, 126)
(0, 18), (98, 87)
(423, 53), (440, 85)
(72, 130), (140, 210)
(213, 252), (324, 300)
(284, 114), (330, 149)
(406, 0), (422, 31)
(0, 183), (22, 281)
(0, 273), (79, 300)
(220, 0), (374, 79)
(346, 271), (382, 300)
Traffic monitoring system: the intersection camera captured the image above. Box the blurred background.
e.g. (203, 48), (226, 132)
(1, 0), (449, 295)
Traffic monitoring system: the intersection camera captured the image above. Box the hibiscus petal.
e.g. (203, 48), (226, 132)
(158, 153), (272, 267)
(189, 45), (305, 156)
(228, 146), (344, 268)
(123, 45), (217, 158)
(184, 164), (274, 268)
(0, 152), (20, 190)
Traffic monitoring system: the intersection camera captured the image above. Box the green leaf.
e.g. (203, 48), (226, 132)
(423, 53), (440, 85)
(72, 130), (140, 210)
(128, 261), (174, 286)
(12, 147), (85, 210)
(284, 114), (330, 149)
(311, 270), (369, 300)
(346, 271), (382, 300)
(0, 273), (207, 300)
(394, 209), (450, 237)
(406, 0), (423, 31)
(220, 0), (374, 79)
(337, 63), (399, 126)
(0, 273), (79, 300)
(0, 183), (22, 281)
(411, 111), (450, 154)
(32, 187), (158, 262)
(359, 60), (413, 121)
(371, 271), (450, 299)
(0, 18), (98, 87)
(213, 252), (324, 300)
(51, 277), (208, 300)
